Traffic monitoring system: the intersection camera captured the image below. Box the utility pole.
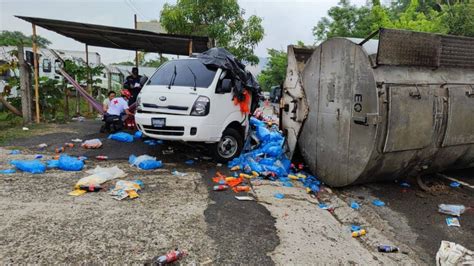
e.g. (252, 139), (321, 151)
(32, 23), (40, 123)
(134, 14), (139, 68)
(18, 45), (32, 124)
(85, 44), (93, 113)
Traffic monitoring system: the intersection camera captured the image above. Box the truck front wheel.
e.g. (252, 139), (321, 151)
(212, 128), (243, 163)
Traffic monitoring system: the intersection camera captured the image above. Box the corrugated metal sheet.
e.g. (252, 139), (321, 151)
(376, 28), (474, 68)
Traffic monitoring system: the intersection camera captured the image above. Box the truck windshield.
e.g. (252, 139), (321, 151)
(148, 59), (217, 88)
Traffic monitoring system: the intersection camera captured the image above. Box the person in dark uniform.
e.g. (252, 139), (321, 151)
(124, 67), (142, 105)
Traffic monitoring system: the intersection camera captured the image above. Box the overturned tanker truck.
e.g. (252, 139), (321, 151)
(281, 28), (474, 187)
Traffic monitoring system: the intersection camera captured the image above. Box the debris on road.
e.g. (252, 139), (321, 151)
(274, 193), (285, 199)
(46, 159), (59, 169)
(10, 159), (46, 174)
(378, 245), (399, 253)
(171, 170), (187, 177)
(38, 143), (48, 149)
(185, 159), (195, 165)
(436, 241), (474, 266)
(450, 181), (461, 188)
(400, 181), (411, 188)
(71, 138), (83, 143)
(129, 154), (162, 170)
(153, 249), (187, 265)
(134, 130), (142, 139)
(235, 196), (255, 201)
(58, 155), (84, 171)
(213, 184), (229, 191)
(438, 204), (466, 216)
(82, 139), (103, 149)
(446, 217), (461, 227)
(69, 166), (126, 196)
(108, 132), (134, 142)
(96, 155), (108, 160)
(22, 127), (29, 131)
(9, 150), (20, 155)
(350, 201), (360, 210)
(372, 199), (386, 207)
(35, 154), (43, 159)
(109, 180), (143, 200)
(0, 169), (16, 174)
(232, 185), (250, 193)
(351, 229), (367, 237)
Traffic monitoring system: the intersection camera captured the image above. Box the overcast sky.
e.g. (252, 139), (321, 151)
(0, 0), (366, 64)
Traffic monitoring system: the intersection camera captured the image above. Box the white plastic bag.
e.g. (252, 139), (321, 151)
(81, 139), (103, 149)
(436, 241), (474, 266)
(438, 204), (466, 217)
(75, 166), (125, 187)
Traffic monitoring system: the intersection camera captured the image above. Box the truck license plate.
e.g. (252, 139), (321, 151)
(152, 118), (166, 128)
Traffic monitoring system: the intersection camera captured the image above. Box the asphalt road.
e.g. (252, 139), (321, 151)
(5, 120), (279, 264)
(5, 119), (474, 264)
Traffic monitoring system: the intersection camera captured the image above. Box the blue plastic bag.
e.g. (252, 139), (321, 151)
(256, 126), (271, 142)
(139, 160), (162, 170)
(9, 150), (20, 155)
(250, 117), (266, 127)
(10, 160), (46, 174)
(134, 130), (143, 139)
(274, 193), (285, 199)
(58, 155), (84, 171)
(350, 201), (360, 210)
(0, 169), (16, 174)
(372, 199), (385, 207)
(46, 160), (59, 169)
(108, 132), (134, 142)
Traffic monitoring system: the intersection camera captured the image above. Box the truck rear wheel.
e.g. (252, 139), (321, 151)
(212, 128), (243, 163)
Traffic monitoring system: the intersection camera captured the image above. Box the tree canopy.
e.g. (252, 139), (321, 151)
(257, 49), (287, 91)
(313, 0), (474, 42)
(159, 0), (264, 64)
(0, 31), (51, 47)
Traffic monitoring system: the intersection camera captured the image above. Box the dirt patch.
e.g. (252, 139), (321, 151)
(0, 148), (216, 264)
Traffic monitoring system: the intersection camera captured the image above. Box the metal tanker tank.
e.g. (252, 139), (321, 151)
(281, 28), (474, 187)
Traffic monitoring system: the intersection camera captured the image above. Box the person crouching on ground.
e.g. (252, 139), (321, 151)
(101, 90), (133, 133)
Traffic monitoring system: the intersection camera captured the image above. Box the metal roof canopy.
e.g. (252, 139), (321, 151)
(16, 15), (211, 55)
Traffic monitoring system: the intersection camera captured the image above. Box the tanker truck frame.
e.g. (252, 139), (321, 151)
(281, 28), (474, 187)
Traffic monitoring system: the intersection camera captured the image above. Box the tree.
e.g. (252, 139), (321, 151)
(0, 30), (51, 47)
(143, 56), (168, 68)
(313, 0), (375, 42)
(0, 31), (51, 123)
(314, 0), (450, 42)
(441, 2), (474, 37)
(257, 49), (287, 92)
(160, 0), (264, 64)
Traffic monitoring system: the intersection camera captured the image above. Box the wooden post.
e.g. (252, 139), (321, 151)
(32, 23), (40, 123)
(18, 45), (32, 123)
(134, 14), (139, 67)
(188, 40), (193, 56)
(85, 44), (93, 113)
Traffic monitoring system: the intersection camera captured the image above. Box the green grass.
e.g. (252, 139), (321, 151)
(0, 112), (49, 146)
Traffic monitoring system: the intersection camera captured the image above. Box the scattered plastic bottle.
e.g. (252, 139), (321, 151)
(155, 249), (187, 265)
(38, 143), (48, 149)
(55, 147), (65, 154)
(96, 155), (108, 160)
(213, 185), (229, 191)
(378, 245), (399, 253)
(351, 229), (367, 237)
(64, 143), (74, 148)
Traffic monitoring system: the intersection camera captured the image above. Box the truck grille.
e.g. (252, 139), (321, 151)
(142, 125), (185, 136)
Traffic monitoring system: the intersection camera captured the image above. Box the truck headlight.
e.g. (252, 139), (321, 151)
(136, 96), (142, 110)
(191, 96), (210, 116)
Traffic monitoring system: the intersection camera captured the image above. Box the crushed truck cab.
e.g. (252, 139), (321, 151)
(135, 57), (252, 162)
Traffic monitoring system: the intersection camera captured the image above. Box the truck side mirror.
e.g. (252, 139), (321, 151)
(217, 78), (233, 94)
